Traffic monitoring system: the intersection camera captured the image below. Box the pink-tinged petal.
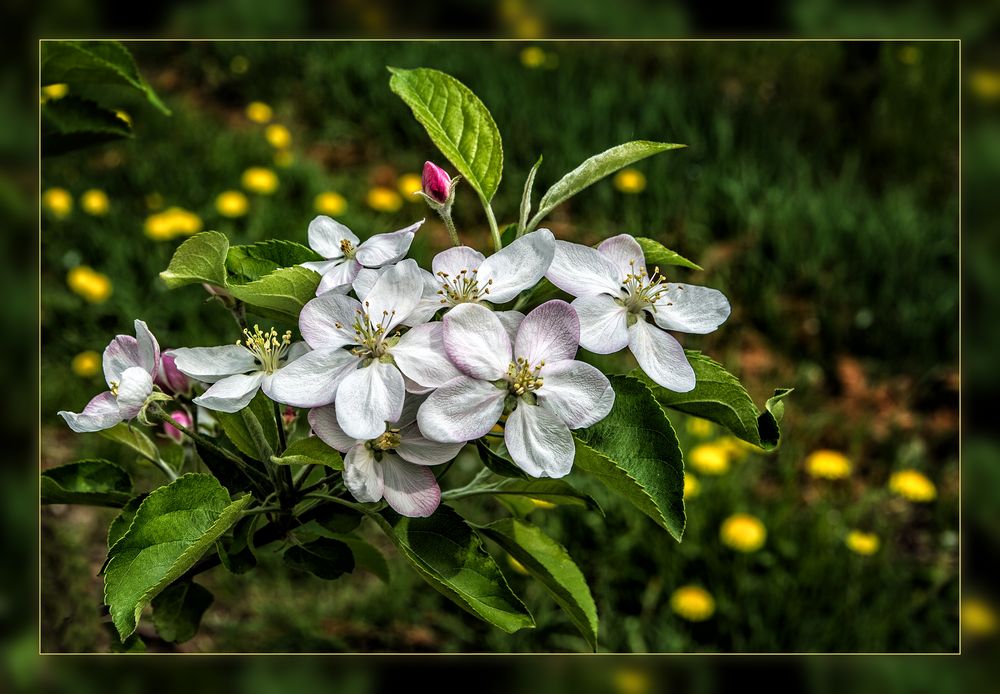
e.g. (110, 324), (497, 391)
(263, 347), (357, 408)
(102, 335), (141, 387)
(495, 311), (525, 343)
(308, 405), (359, 453)
(431, 246), (485, 277)
(403, 376), (435, 395)
(422, 161), (452, 204)
(299, 292), (362, 349)
(627, 319), (696, 392)
(156, 352), (190, 394)
(116, 366), (154, 419)
(381, 454), (441, 517)
(477, 228), (555, 303)
(168, 345), (257, 384)
(58, 391), (122, 433)
(597, 234), (646, 278)
(316, 259), (361, 295)
(364, 258), (424, 331)
(335, 361), (405, 441)
(355, 220), (423, 268)
(391, 322), (461, 389)
(442, 303), (511, 380)
(650, 283), (731, 335)
(572, 295), (629, 354)
(514, 300), (580, 366)
(343, 445), (384, 503)
(396, 424), (464, 466)
(301, 258), (343, 274)
(308, 216), (359, 259)
(193, 372), (264, 413)
(417, 375), (506, 443)
(133, 319), (160, 376)
(537, 360), (614, 429)
(504, 402), (575, 478)
(546, 240), (624, 298)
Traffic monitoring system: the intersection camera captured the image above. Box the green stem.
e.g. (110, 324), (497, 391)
(481, 196), (502, 252)
(297, 473), (342, 497)
(439, 208), (461, 247)
(271, 400), (295, 507)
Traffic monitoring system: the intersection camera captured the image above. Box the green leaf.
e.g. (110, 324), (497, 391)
(635, 237), (702, 272)
(226, 266), (320, 323)
(477, 438), (529, 479)
(192, 441), (260, 495)
(477, 518), (598, 651)
(214, 391), (279, 462)
(636, 351), (792, 451)
(41, 459), (132, 507)
(151, 581), (213, 643)
(573, 375), (686, 540)
(271, 436), (343, 470)
(99, 422), (159, 463)
(108, 494), (146, 548)
(313, 504), (364, 535)
(517, 155), (543, 237)
(41, 95), (132, 157)
(103, 473), (252, 640)
(299, 524), (390, 583)
(389, 67), (504, 202)
(41, 40), (170, 114)
(217, 513), (258, 574)
(159, 231), (230, 289)
(448, 473), (601, 513)
(226, 239), (322, 284)
(284, 537), (355, 580)
(527, 141), (685, 231)
(104, 624), (146, 653)
(371, 505), (534, 633)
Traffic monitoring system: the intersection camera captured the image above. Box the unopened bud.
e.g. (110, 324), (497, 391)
(156, 352), (191, 395)
(164, 410), (192, 443)
(422, 161), (452, 204)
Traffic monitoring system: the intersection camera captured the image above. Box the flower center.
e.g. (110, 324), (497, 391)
(109, 380), (119, 396)
(336, 301), (397, 359)
(238, 324), (293, 374)
(506, 357), (545, 396)
(340, 239), (356, 259)
(621, 260), (672, 314)
(436, 269), (493, 306)
(370, 428), (401, 451)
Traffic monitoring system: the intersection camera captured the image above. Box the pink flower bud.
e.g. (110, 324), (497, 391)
(282, 405), (297, 427)
(164, 410), (192, 443)
(156, 353), (190, 394)
(422, 161), (452, 204)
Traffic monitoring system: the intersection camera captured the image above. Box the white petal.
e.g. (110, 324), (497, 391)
(401, 268), (442, 327)
(403, 376), (435, 395)
(627, 319), (696, 392)
(193, 372), (264, 413)
(335, 361), (405, 441)
(477, 228), (555, 303)
(133, 319), (160, 376)
(395, 424), (464, 465)
(597, 234), (646, 278)
(169, 345), (257, 384)
(58, 391), (122, 433)
(355, 220), (423, 268)
(301, 258), (343, 274)
(546, 240), (623, 297)
(431, 246), (485, 277)
(417, 376), (506, 443)
(442, 303), (511, 380)
(394, 393), (426, 427)
(538, 360), (614, 429)
(495, 310), (525, 343)
(308, 405), (359, 452)
(651, 283), (731, 334)
(343, 445), (384, 503)
(381, 453), (441, 517)
(286, 341), (310, 362)
(263, 347), (358, 408)
(504, 402), (575, 478)
(391, 322), (461, 389)
(572, 295), (629, 354)
(351, 267), (383, 302)
(514, 300), (580, 366)
(316, 259), (361, 295)
(115, 366), (154, 419)
(102, 335), (142, 387)
(364, 258), (424, 331)
(308, 216), (358, 259)
(299, 292), (362, 349)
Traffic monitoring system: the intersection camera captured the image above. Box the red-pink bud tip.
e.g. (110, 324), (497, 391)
(164, 411), (192, 443)
(422, 161), (452, 204)
(156, 352), (191, 395)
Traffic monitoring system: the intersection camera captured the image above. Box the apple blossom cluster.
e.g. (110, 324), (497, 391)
(60, 164), (730, 519)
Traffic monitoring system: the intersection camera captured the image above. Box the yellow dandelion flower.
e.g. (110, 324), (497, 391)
(805, 449), (852, 480)
(66, 266), (112, 304)
(970, 69), (1000, 101)
(144, 212), (174, 240)
(612, 668), (651, 694)
(41, 83), (68, 101)
(720, 513), (766, 553)
(529, 498), (556, 510)
(520, 46), (546, 69)
(845, 530), (880, 556)
(670, 585), (715, 622)
(274, 150), (294, 168)
(265, 123), (292, 149)
(366, 186), (403, 213)
(688, 443), (730, 476)
(962, 598), (998, 637)
(397, 173), (423, 198)
(168, 207), (203, 236)
(314, 191), (348, 216)
(719, 435), (759, 460)
(683, 472), (700, 500)
(80, 189), (110, 216)
(686, 417), (713, 438)
(114, 109), (132, 127)
(245, 101), (272, 124)
(507, 554), (530, 575)
(216, 190), (249, 218)
(898, 46), (921, 65)
(889, 469), (937, 502)
(241, 167), (279, 195)
(71, 350), (101, 378)
(613, 168), (646, 194)
(42, 187), (73, 219)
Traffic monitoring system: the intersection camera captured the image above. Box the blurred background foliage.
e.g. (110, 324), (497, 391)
(38, 39), (961, 654)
